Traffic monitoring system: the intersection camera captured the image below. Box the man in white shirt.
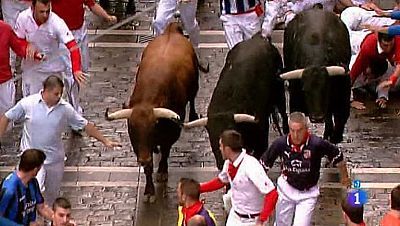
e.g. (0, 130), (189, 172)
(262, 0), (355, 38)
(0, 75), (120, 206)
(340, 6), (395, 65)
(199, 130), (278, 226)
(14, 0), (86, 101)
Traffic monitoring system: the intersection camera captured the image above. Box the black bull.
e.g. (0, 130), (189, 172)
(282, 9), (352, 144)
(184, 33), (287, 169)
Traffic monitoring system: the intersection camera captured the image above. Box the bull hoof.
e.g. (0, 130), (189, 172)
(156, 172), (168, 183)
(143, 194), (156, 203)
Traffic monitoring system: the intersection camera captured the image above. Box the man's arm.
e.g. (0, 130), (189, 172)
(320, 138), (351, 187)
(36, 203), (53, 221)
(377, 64), (400, 89)
(199, 161), (230, 193)
(89, 3), (117, 23)
(336, 161), (351, 188)
(84, 122), (120, 148)
(55, 17), (86, 87)
(0, 116), (10, 138)
(338, 0), (354, 7)
(349, 46), (370, 85)
(260, 139), (281, 172)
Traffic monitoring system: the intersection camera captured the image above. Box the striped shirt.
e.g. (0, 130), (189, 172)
(0, 172), (43, 225)
(220, 0), (260, 15)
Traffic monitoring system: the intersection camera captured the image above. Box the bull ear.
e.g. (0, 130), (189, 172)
(326, 66), (346, 76)
(280, 68), (305, 80)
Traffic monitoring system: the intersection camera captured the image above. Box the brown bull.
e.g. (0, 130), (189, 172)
(105, 22), (208, 202)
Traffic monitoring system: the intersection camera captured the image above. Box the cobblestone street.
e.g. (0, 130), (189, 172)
(1, 0), (400, 225)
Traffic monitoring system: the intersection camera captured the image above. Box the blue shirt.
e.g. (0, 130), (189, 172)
(5, 93), (88, 164)
(0, 172), (44, 226)
(261, 134), (344, 191)
(388, 25), (400, 36)
(391, 11), (400, 20)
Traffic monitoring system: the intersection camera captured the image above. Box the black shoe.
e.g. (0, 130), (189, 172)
(71, 129), (83, 137)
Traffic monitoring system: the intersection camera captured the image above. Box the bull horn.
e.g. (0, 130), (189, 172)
(105, 108), (133, 121)
(234, 114), (256, 123)
(280, 68), (305, 80)
(326, 66), (346, 76)
(183, 118), (208, 129)
(153, 108), (180, 121)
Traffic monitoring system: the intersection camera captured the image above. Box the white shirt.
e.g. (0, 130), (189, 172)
(218, 150), (275, 215)
(341, 6), (395, 32)
(14, 7), (75, 73)
(5, 93), (88, 164)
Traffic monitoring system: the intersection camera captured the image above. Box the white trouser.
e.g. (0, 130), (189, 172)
(1, 0), (31, 27)
(262, 0), (295, 37)
(290, 0), (335, 13)
(274, 176), (319, 226)
(220, 12), (261, 49)
(36, 161), (65, 206)
(353, 63), (398, 100)
(0, 79), (15, 116)
(21, 70), (65, 97)
(226, 208), (260, 226)
(349, 30), (371, 57)
(60, 24), (88, 114)
(153, 0), (200, 48)
(1, 0), (31, 72)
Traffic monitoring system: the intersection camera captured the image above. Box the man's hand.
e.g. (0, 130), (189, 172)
(350, 100), (366, 110)
(103, 139), (122, 148)
(377, 79), (393, 90)
(255, 220), (264, 226)
(373, 9), (390, 17)
(29, 221), (40, 226)
(73, 71), (88, 87)
(360, 24), (382, 33)
(26, 43), (36, 60)
(106, 15), (117, 24)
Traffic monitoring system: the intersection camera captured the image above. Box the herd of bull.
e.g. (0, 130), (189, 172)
(104, 8), (352, 202)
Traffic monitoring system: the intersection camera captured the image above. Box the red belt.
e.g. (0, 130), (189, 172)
(230, 4), (263, 16)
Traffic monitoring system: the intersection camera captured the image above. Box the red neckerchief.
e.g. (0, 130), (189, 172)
(359, 222), (366, 226)
(182, 201), (203, 225)
(288, 131), (310, 153)
(228, 155), (244, 180)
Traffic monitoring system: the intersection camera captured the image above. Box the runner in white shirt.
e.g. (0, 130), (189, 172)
(14, 0), (86, 99)
(340, 6), (396, 67)
(199, 130), (278, 226)
(262, 0), (354, 38)
(0, 75), (120, 207)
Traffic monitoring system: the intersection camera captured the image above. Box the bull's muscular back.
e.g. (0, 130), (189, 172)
(208, 33), (283, 117)
(284, 9), (351, 69)
(130, 23), (198, 112)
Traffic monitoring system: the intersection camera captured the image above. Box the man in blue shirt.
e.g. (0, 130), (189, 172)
(0, 149), (53, 225)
